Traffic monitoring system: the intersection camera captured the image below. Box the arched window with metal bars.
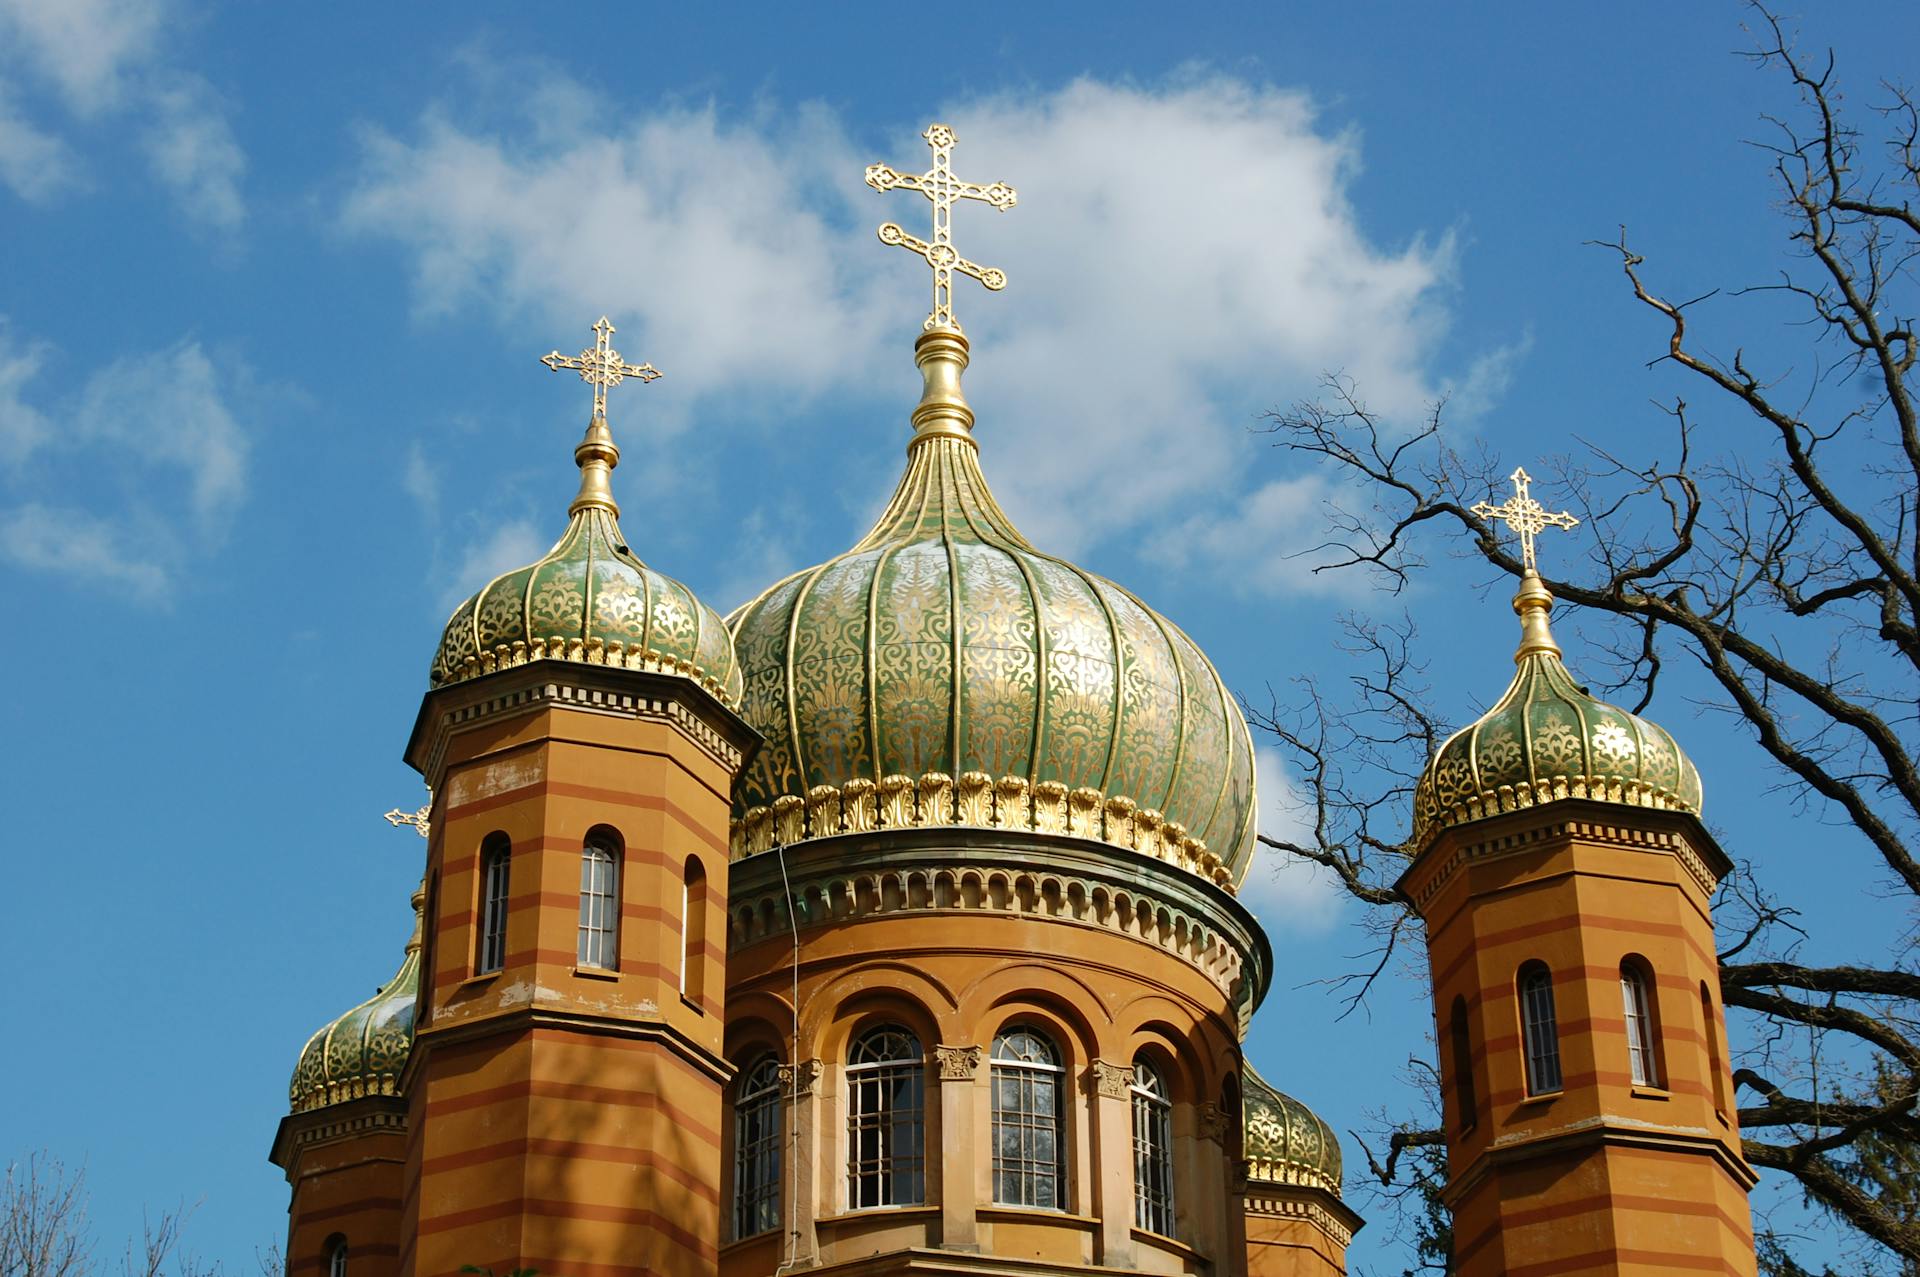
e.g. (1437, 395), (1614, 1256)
(847, 1026), (925, 1208)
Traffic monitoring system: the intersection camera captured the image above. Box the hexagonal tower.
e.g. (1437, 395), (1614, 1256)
(399, 322), (757, 1277)
(1401, 554), (1756, 1274)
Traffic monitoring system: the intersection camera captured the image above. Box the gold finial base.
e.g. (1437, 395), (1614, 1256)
(908, 327), (977, 450)
(1512, 570), (1561, 662)
(570, 416), (622, 517)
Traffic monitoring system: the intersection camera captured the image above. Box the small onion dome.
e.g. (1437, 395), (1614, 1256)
(428, 384), (742, 704)
(288, 886), (422, 1114)
(727, 329), (1256, 888)
(1411, 571), (1702, 850)
(1242, 1064), (1343, 1192)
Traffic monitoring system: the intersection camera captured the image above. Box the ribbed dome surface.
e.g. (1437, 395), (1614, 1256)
(289, 895), (421, 1113)
(727, 338), (1256, 888)
(1412, 601), (1703, 849)
(1242, 1065), (1342, 1192)
(430, 505), (742, 703)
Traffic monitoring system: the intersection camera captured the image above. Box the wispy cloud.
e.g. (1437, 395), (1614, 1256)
(344, 64), (1509, 582)
(0, 320), (255, 597)
(0, 0), (245, 228)
(439, 517), (547, 615)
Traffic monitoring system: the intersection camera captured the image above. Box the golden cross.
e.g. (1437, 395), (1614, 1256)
(866, 123), (1017, 332)
(384, 802), (430, 838)
(1471, 467), (1580, 572)
(540, 317), (661, 423)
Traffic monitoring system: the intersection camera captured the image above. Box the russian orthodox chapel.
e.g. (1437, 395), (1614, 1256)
(270, 125), (1758, 1277)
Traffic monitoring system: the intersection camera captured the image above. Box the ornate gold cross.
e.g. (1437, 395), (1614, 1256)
(866, 123), (1017, 332)
(384, 802), (430, 838)
(1471, 467), (1579, 572)
(541, 317), (661, 423)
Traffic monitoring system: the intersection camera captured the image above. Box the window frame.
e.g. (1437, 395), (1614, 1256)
(476, 835), (511, 976)
(1517, 962), (1563, 1096)
(325, 1237), (347, 1277)
(1620, 959), (1661, 1088)
(1130, 1057), (1176, 1237)
(577, 830), (621, 971)
(1449, 995), (1478, 1131)
(990, 1026), (1066, 1211)
(845, 1025), (926, 1209)
(731, 1054), (783, 1240)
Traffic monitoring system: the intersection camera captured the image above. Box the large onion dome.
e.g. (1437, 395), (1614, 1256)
(288, 887), (421, 1113)
(1411, 571), (1703, 849)
(728, 330), (1256, 889)
(1241, 1065), (1343, 1192)
(428, 323), (742, 704)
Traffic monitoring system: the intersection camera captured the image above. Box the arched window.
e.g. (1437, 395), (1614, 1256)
(325, 1238), (346, 1277)
(1620, 960), (1661, 1087)
(477, 834), (511, 975)
(1518, 962), (1562, 1095)
(991, 1027), (1064, 1209)
(731, 1055), (782, 1239)
(577, 829), (621, 970)
(847, 1026), (925, 1207)
(1702, 983), (1729, 1117)
(1449, 996), (1478, 1131)
(682, 857), (708, 1003)
(1130, 1058), (1175, 1236)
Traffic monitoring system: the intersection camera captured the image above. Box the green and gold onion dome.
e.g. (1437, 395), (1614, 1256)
(1411, 570), (1703, 849)
(728, 329), (1257, 890)
(1242, 1065), (1343, 1192)
(289, 885), (422, 1113)
(429, 328), (742, 704)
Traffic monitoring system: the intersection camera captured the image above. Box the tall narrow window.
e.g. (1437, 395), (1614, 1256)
(578, 830), (621, 970)
(1518, 962), (1562, 1095)
(1131, 1058), (1175, 1236)
(477, 835), (511, 976)
(326, 1239), (347, 1277)
(1620, 960), (1661, 1087)
(732, 1055), (782, 1239)
(1449, 996), (1478, 1131)
(992, 1027), (1064, 1209)
(682, 857), (708, 1002)
(846, 1026), (925, 1207)
(1703, 983), (1729, 1116)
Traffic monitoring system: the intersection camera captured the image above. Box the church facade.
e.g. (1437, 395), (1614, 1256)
(270, 126), (1757, 1277)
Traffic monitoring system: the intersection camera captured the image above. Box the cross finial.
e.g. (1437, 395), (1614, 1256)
(866, 123), (1017, 333)
(540, 317), (661, 425)
(384, 802), (430, 838)
(1471, 467), (1579, 573)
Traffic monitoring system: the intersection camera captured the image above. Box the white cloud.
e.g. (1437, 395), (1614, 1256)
(1147, 472), (1372, 599)
(0, 502), (168, 599)
(1237, 745), (1347, 934)
(0, 0), (245, 227)
(75, 339), (249, 529)
(142, 75), (245, 231)
(0, 321), (253, 598)
(344, 67), (1503, 576)
(402, 441), (439, 519)
(0, 77), (80, 202)
(441, 517), (547, 614)
(0, 321), (53, 464)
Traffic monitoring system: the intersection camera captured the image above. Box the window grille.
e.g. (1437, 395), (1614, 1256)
(326, 1241), (346, 1277)
(1621, 963), (1659, 1087)
(991, 1028), (1064, 1209)
(1519, 964), (1562, 1094)
(577, 836), (620, 970)
(731, 1055), (782, 1239)
(477, 838), (510, 975)
(847, 1027), (925, 1208)
(1131, 1059), (1175, 1236)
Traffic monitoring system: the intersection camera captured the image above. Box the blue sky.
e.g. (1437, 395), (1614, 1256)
(2, 2), (1914, 1271)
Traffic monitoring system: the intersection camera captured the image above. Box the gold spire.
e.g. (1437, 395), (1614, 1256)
(406, 879), (426, 955)
(539, 316), (662, 517)
(866, 123), (1017, 333)
(1471, 467), (1580, 662)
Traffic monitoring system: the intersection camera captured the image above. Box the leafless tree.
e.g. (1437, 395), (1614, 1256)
(1253, 7), (1920, 1268)
(1, 1155), (91, 1277)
